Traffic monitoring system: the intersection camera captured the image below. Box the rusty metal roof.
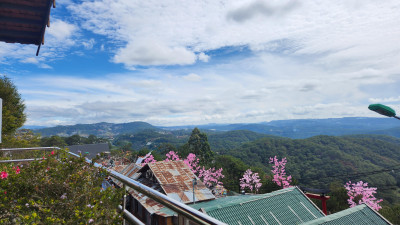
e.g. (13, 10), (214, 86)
(110, 163), (170, 216)
(0, 0), (56, 55)
(110, 161), (215, 216)
(142, 160), (215, 204)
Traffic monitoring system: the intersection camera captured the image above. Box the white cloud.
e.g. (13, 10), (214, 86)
(46, 19), (77, 41)
(20, 57), (39, 64)
(369, 97), (400, 103)
(82, 38), (95, 50)
(183, 73), (202, 82)
(67, 0), (400, 74)
(113, 39), (197, 66)
(226, 0), (300, 23)
(197, 52), (210, 62)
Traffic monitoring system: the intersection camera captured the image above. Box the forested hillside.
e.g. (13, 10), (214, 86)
(222, 135), (400, 203)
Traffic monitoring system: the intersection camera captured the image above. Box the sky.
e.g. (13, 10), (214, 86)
(1, 0), (400, 127)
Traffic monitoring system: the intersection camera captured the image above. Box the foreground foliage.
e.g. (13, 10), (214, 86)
(0, 150), (123, 224)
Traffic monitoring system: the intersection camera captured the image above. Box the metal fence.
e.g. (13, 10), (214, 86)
(0, 147), (226, 225)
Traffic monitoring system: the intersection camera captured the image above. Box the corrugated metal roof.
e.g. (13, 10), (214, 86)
(68, 143), (110, 159)
(144, 160), (215, 203)
(110, 163), (172, 216)
(110, 161), (215, 216)
(301, 204), (392, 225)
(0, 0), (56, 55)
(162, 187), (325, 225)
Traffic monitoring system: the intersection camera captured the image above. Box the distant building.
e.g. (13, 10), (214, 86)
(67, 143), (109, 159)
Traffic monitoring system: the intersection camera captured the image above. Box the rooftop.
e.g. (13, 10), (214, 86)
(0, 0), (56, 55)
(301, 204), (392, 225)
(161, 187), (325, 225)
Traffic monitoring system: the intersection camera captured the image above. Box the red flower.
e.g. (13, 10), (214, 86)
(51, 151), (55, 155)
(15, 166), (20, 174)
(1, 171), (8, 179)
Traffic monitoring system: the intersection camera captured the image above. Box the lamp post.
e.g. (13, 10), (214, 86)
(192, 178), (197, 204)
(368, 104), (400, 120)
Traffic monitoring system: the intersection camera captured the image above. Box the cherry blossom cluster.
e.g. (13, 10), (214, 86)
(269, 156), (292, 189)
(165, 151), (180, 161)
(344, 181), (383, 211)
(240, 169), (262, 193)
(198, 167), (224, 188)
(143, 155), (156, 165)
(183, 153), (200, 174)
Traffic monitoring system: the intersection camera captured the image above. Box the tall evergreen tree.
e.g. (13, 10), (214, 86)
(187, 127), (214, 165)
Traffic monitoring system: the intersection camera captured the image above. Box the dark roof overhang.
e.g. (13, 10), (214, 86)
(0, 0), (56, 56)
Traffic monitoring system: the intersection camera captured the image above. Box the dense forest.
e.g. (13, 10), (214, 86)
(26, 126), (400, 222)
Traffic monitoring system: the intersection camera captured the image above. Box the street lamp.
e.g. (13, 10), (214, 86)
(368, 104), (400, 120)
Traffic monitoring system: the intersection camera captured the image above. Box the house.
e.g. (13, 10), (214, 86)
(112, 160), (215, 225)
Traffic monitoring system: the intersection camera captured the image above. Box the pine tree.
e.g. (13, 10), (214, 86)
(187, 128), (214, 165)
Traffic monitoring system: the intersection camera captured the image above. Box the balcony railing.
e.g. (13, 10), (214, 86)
(0, 147), (226, 225)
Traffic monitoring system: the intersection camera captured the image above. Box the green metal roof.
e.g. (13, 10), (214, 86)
(301, 204), (392, 225)
(160, 187), (325, 225)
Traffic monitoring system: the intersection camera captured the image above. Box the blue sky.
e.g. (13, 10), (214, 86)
(1, 0), (400, 127)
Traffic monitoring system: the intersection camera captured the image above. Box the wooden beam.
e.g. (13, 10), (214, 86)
(36, 0), (53, 56)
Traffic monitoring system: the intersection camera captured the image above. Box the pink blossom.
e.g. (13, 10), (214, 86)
(0, 171), (8, 179)
(198, 167), (224, 188)
(183, 153), (200, 174)
(269, 156), (292, 189)
(165, 151), (180, 161)
(142, 155), (157, 165)
(344, 181), (383, 211)
(51, 151), (55, 155)
(60, 193), (67, 199)
(88, 219), (94, 223)
(240, 169), (262, 193)
(15, 166), (20, 174)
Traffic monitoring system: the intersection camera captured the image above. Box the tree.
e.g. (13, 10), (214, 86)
(65, 134), (83, 146)
(269, 156), (292, 189)
(344, 180), (383, 211)
(240, 169), (262, 193)
(187, 128), (214, 165)
(0, 76), (26, 142)
(214, 155), (247, 192)
(41, 135), (66, 147)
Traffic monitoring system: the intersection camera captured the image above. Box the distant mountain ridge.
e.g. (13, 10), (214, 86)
(33, 117), (400, 138)
(34, 121), (158, 137)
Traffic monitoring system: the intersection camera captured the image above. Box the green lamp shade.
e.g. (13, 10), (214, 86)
(368, 104), (396, 117)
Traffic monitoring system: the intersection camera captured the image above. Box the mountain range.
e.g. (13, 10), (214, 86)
(31, 117), (400, 139)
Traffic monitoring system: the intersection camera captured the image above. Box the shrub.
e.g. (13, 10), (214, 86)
(0, 149), (123, 224)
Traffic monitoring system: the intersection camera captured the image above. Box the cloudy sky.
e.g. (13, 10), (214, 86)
(1, 0), (400, 127)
